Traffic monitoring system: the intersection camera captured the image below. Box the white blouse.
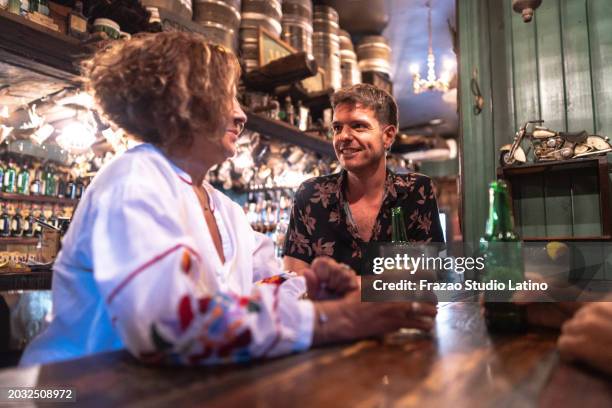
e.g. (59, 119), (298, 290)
(21, 143), (314, 366)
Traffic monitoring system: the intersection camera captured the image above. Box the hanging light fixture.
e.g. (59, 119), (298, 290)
(410, 0), (454, 94)
(55, 109), (97, 154)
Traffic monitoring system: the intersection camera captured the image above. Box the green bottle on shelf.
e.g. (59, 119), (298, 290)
(3, 160), (16, 194)
(17, 162), (30, 195)
(480, 179), (526, 333)
(0, 160), (5, 192)
(7, 0), (20, 14)
(44, 165), (56, 196)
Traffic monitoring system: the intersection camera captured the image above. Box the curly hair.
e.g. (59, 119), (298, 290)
(331, 83), (398, 129)
(82, 32), (241, 148)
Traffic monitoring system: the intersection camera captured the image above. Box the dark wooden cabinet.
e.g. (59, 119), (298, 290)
(499, 154), (612, 242)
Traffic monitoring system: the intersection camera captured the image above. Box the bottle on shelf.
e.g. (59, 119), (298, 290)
(34, 207), (45, 238)
(6, 0), (20, 14)
(30, 168), (42, 196)
(11, 204), (23, 237)
(57, 173), (66, 199)
(3, 159), (17, 194)
(17, 161), (30, 195)
(30, 0), (49, 16)
(44, 165), (56, 196)
(23, 204), (35, 238)
(68, 1), (89, 40)
(48, 205), (58, 229)
(75, 177), (84, 199)
(18, 0), (28, 15)
(66, 176), (76, 200)
(0, 204), (11, 237)
(284, 96), (295, 125)
(0, 159), (5, 191)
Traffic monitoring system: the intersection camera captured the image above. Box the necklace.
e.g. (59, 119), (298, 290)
(193, 186), (212, 212)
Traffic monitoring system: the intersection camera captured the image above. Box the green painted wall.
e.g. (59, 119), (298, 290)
(458, 0), (612, 247)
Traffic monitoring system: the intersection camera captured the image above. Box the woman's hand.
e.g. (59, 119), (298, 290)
(558, 301), (612, 375)
(303, 256), (359, 300)
(312, 288), (437, 346)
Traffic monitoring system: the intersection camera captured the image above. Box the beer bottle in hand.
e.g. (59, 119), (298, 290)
(480, 180), (526, 332)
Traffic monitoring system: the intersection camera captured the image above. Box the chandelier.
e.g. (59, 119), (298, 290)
(410, 0), (454, 94)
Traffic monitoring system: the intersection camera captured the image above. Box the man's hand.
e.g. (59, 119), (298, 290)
(558, 301), (612, 375)
(312, 290), (438, 346)
(303, 256), (359, 300)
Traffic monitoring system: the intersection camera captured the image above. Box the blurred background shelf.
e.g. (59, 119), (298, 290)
(0, 192), (78, 206)
(0, 237), (38, 245)
(245, 112), (334, 157)
(0, 270), (52, 292)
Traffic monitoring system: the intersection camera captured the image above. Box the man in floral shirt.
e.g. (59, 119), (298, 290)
(283, 84), (444, 274)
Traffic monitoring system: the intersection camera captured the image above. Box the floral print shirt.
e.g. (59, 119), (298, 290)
(283, 168), (445, 272)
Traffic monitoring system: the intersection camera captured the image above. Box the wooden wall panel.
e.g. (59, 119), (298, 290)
(459, 0), (612, 246)
(560, 0), (595, 133)
(544, 173), (573, 237)
(510, 3), (540, 137)
(587, 0), (612, 136)
(536, 0), (567, 131)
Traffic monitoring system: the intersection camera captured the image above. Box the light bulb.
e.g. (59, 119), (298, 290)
(56, 121), (96, 153)
(443, 57), (456, 71)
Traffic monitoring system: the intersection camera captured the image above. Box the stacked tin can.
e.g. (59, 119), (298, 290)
(240, 0), (283, 72)
(192, 0), (242, 51)
(281, 0), (313, 55)
(357, 35), (392, 77)
(141, 0), (194, 20)
(312, 5), (341, 90)
(339, 29), (361, 87)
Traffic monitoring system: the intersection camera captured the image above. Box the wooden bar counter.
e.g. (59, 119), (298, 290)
(0, 303), (610, 407)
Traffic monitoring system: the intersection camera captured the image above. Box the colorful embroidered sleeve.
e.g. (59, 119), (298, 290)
(91, 185), (314, 365)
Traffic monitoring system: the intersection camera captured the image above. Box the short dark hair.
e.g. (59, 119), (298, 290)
(331, 84), (398, 129)
(82, 32), (241, 148)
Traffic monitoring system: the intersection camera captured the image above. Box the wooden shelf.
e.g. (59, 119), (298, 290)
(0, 192), (78, 206)
(0, 270), (51, 291)
(245, 112), (334, 157)
(0, 9), (84, 81)
(1, 9), (335, 160)
(0, 237), (38, 245)
(499, 154), (612, 242)
(499, 156), (602, 177)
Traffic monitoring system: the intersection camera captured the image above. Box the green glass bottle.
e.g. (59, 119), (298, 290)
(3, 160), (16, 194)
(44, 165), (56, 196)
(17, 162), (30, 195)
(8, 0), (20, 14)
(391, 206), (408, 243)
(480, 180), (526, 333)
(0, 160), (5, 190)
